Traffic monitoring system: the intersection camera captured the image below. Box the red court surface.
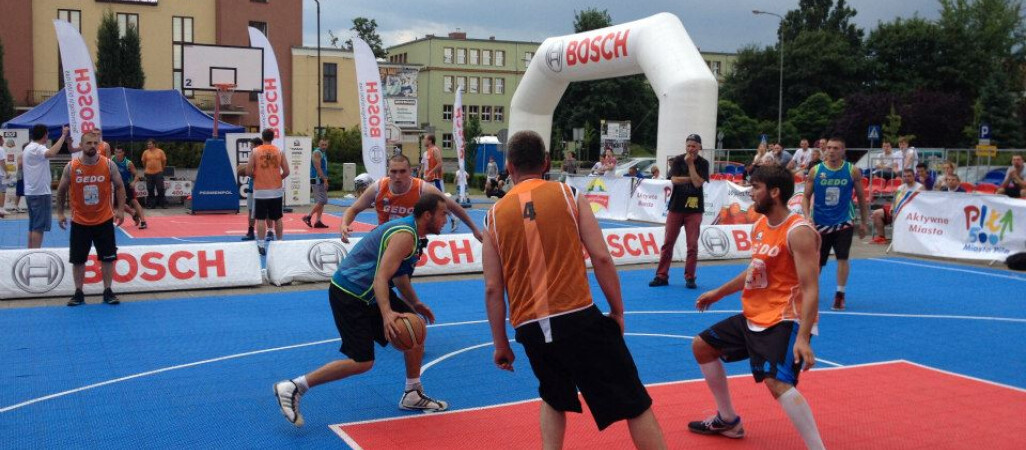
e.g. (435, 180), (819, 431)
(331, 361), (1026, 449)
(118, 213), (375, 239)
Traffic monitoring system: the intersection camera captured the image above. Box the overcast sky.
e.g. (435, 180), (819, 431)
(301, 0), (944, 53)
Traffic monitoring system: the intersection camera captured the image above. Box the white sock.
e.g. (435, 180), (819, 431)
(699, 361), (737, 421)
(836, 285), (845, 293)
(405, 378), (421, 391)
(777, 388), (824, 449)
(257, 240), (266, 249)
(293, 376), (309, 394)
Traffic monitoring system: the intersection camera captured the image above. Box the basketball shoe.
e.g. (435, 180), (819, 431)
(832, 292), (846, 311)
(688, 413), (745, 438)
(274, 380), (304, 426)
(400, 386), (449, 412)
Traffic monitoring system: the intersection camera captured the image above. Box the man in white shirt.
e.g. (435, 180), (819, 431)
(872, 140), (902, 179)
(787, 139), (813, 173)
(870, 168), (923, 244)
(23, 124), (70, 248)
(898, 137), (918, 173)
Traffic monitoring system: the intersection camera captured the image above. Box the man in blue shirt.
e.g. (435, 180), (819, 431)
(303, 138), (330, 228)
(273, 193), (451, 427)
(801, 137), (869, 311)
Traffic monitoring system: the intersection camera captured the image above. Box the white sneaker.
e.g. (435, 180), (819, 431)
(399, 387), (449, 412)
(448, 215), (458, 232)
(274, 380), (304, 426)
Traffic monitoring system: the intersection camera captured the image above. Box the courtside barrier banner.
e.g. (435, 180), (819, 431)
(266, 238), (359, 286)
(0, 242), (262, 299)
(566, 175), (632, 220)
(893, 191), (1026, 261)
(628, 179), (672, 223)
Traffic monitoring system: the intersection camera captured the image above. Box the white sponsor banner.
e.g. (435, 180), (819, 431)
(134, 179), (194, 198)
(353, 37), (387, 180)
(566, 175), (633, 220)
(285, 137), (312, 205)
(893, 191), (1026, 261)
(453, 86), (467, 201)
(0, 242), (262, 299)
(627, 179), (673, 223)
(387, 98), (418, 127)
(2, 129), (29, 211)
(626, 180), (806, 227)
(54, 20), (101, 148)
(248, 27), (285, 152)
(226, 133), (260, 198)
(266, 238), (357, 285)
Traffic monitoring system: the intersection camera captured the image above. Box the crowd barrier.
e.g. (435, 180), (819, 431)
(893, 191), (1025, 261)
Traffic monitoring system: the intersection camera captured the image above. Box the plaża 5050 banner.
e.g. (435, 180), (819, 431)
(893, 191), (1025, 261)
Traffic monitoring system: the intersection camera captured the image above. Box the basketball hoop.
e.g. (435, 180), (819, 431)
(214, 83), (236, 107)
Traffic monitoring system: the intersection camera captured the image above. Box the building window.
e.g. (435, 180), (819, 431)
(482, 50), (492, 66)
(323, 63), (337, 102)
(117, 13), (139, 37)
(443, 76), (453, 93)
(443, 47), (453, 64)
(524, 52), (535, 66)
(469, 77), (479, 94)
(468, 105), (479, 121)
(469, 49), (479, 65)
(172, 16), (195, 97)
(482, 106), (492, 122)
(495, 50), (505, 67)
(442, 133), (453, 150)
(249, 21), (268, 37)
(709, 60), (722, 77)
(494, 106), (504, 122)
(482, 77), (492, 94)
(443, 104), (453, 121)
(456, 48), (466, 64)
(57, 9), (81, 31)
(456, 76), (466, 92)
(495, 78), (505, 94)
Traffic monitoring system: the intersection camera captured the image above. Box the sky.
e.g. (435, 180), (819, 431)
(301, 0), (945, 54)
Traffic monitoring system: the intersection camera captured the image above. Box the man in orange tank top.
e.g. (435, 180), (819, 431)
(483, 131), (666, 449)
(56, 130), (127, 307)
(422, 134), (444, 191)
(247, 129), (291, 255)
(340, 154), (482, 243)
(689, 164), (825, 448)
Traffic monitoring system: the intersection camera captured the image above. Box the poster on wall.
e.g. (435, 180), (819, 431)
(600, 120), (631, 157)
(226, 133), (311, 205)
(387, 98), (418, 127)
(381, 67), (419, 98)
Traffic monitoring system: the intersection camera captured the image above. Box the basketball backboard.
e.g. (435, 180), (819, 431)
(182, 44), (264, 92)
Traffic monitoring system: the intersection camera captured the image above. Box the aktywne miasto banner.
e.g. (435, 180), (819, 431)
(893, 191), (1026, 261)
(352, 37), (387, 180)
(54, 20), (101, 148)
(248, 27), (285, 152)
(453, 85), (467, 199)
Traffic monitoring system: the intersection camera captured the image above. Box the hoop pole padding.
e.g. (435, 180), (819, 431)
(509, 12), (718, 174)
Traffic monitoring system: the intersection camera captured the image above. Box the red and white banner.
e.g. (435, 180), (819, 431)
(353, 37), (387, 180)
(54, 20), (100, 148)
(0, 242), (262, 299)
(248, 27), (285, 152)
(566, 175), (633, 220)
(893, 191), (1026, 261)
(453, 85), (467, 200)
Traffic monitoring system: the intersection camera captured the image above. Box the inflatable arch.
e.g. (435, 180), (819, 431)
(509, 13), (718, 174)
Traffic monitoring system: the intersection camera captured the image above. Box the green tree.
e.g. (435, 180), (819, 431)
(864, 17), (946, 93)
(970, 66), (1025, 147)
(573, 8), (612, 32)
(462, 115), (483, 174)
(716, 100), (761, 148)
(786, 92), (844, 143)
(0, 39), (15, 124)
(582, 120), (599, 160)
(882, 104), (902, 143)
(781, 0), (863, 48)
(95, 10), (121, 87)
(936, 0), (1026, 98)
(120, 24), (145, 89)
(720, 45), (781, 121)
(346, 17), (386, 58)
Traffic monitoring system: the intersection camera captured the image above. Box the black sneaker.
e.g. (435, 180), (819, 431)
(686, 279), (698, 289)
(688, 413), (745, 439)
(67, 290), (85, 307)
(313, 222), (330, 229)
(102, 288), (120, 305)
(241, 233), (256, 241)
(648, 277), (668, 287)
(301, 215), (313, 227)
(139, 221), (148, 230)
(832, 292), (845, 311)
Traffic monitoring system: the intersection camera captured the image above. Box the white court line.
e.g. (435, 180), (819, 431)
(868, 257), (1026, 282)
(900, 359), (1026, 393)
(628, 309), (1026, 324)
(116, 226), (135, 239)
(170, 237), (210, 243)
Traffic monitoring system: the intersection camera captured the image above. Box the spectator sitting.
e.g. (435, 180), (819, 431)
(933, 161), (957, 191)
(996, 154), (1025, 198)
(937, 173), (967, 192)
(770, 142), (792, 167)
(649, 166), (662, 180)
(624, 166), (644, 179)
(805, 148), (822, 173)
(914, 163), (934, 190)
(870, 168), (924, 244)
(484, 177), (506, 199)
(748, 142), (770, 174)
(787, 138), (813, 173)
(872, 140), (901, 180)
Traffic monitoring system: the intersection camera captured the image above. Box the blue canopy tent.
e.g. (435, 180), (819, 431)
(1, 88), (243, 140)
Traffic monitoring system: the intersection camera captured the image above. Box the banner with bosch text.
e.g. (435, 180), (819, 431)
(353, 37), (387, 180)
(54, 20), (101, 148)
(892, 191), (1026, 261)
(0, 242), (262, 299)
(248, 27), (285, 152)
(566, 175), (633, 220)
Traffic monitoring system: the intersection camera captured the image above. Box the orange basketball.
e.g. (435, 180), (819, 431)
(390, 313), (427, 351)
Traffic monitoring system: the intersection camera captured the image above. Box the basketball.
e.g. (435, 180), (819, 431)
(390, 313), (427, 351)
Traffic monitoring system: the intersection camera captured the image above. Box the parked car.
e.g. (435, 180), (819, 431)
(614, 157), (657, 177)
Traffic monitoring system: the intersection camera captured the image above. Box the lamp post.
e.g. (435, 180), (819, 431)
(314, 0), (322, 138)
(753, 10), (783, 144)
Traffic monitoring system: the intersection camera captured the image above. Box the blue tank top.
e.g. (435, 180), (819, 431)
(310, 149), (328, 179)
(113, 156), (133, 185)
(331, 215), (422, 302)
(811, 161), (855, 229)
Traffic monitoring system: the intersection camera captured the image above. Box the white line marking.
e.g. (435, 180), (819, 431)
(900, 359), (1026, 393)
(627, 309), (1026, 324)
(868, 258), (1026, 282)
(169, 237), (209, 243)
(116, 226), (135, 239)
(330, 426), (365, 450)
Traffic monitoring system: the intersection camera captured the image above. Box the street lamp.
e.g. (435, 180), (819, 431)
(314, 0), (322, 138)
(753, 10), (783, 144)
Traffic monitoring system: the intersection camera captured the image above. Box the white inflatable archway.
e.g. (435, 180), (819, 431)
(509, 13), (718, 174)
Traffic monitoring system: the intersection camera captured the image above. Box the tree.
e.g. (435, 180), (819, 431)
(781, 30), (863, 113)
(720, 45), (781, 121)
(345, 17), (386, 58)
(881, 104), (902, 143)
(96, 10), (121, 88)
(462, 116), (483, 174)
(0, 39), (15, 124)
(936, 0), (1026, 98)
(786, 92), (844, 143)
(970, 66), (1024, 147)
(582, 120), (599, 160)
(864, 17), (946, 93)
(781, 0), (863, 48)
(717, 100), (762, 148)
(120, 24), (145, 89)
(574, 8), (612, 32)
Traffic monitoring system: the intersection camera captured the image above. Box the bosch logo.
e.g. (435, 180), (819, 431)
(13, 252), (66, 294)
(545, 41), (564, 72)
(307, 241), (348, 276)
(370, 145), (385, 164)
(701, 227), (730, 258)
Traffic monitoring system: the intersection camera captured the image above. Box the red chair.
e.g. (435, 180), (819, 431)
(883, 178), (902, 195)
(959, 182), (976, 193)
(974, 183), (999, 194)
(794, 173), (805, 183)
(731, 174), (744, 183)
(868, 177), (887, 197)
